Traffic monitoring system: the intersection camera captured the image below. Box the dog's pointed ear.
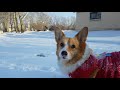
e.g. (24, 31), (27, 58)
(75, 27), (88, 42)
(54, 27), (65, 42)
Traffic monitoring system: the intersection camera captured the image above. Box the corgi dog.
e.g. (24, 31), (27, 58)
(54, 27), (120, 78)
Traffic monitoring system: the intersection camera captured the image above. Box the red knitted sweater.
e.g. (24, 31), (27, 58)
(69, 51), (120, 78)
(69, 55), (98, 78)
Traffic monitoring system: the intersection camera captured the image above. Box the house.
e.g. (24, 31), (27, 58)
(75, 12), (120, 30)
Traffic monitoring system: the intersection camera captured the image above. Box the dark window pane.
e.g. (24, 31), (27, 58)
(90, 12), (101, 20)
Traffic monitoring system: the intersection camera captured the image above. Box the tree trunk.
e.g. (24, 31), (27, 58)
(10, 12), (13, 32)
(20, 18), (24, 33)
(2, 22), (7, 32)
(2, 19), (9, 32)
(15, 12), (19, 33)
(13, 14), (16, 33)
(19, 12), (28, 33)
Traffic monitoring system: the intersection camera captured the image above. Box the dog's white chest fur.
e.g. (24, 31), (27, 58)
(57, 45), (92, 75)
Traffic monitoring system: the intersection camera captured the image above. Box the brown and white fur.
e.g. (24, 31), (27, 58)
(54, 27), (96, 77)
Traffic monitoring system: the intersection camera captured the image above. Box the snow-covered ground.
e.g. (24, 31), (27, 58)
(0, 30), (120, 78)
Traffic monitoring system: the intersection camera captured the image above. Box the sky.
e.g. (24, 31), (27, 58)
(47, 12), (76, 18)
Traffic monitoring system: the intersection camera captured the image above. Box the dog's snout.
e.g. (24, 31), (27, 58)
(61, 51), (67, 56)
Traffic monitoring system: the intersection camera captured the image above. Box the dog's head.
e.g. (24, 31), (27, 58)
(54, 27), (88, 65)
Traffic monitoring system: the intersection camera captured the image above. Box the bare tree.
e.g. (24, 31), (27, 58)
(11, 12), (29, 33)
(0, 12), (10, 32)
(9, 12), (15, 32)
(49, 15), (76, 30)
(28, 12), (51, 31)
(25, 12), (35, 31)
(14, 12), (20, 33)
(68, 16), (76, 30)
(0, 12), (29, 33)
(18, 12), (28, 33)
(0, 12), (76, 33)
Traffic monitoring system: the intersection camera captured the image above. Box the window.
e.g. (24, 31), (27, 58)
(90, 12), (101, 21)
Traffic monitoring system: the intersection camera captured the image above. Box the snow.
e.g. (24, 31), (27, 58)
(0, 30), (120, 78)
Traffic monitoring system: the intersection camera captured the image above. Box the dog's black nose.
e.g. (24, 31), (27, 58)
(61, 51), (67, 56)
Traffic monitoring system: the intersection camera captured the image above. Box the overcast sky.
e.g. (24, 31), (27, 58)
(47, 12), (76, 18)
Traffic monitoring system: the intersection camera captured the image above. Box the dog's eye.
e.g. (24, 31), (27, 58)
(60, 43), (64, 47)
(71, 45), (75, 48)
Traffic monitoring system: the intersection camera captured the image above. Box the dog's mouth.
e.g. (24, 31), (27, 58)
(62, 56), (66, 59)
(61, 56), (69, 60)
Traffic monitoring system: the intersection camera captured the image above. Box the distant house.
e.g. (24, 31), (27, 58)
(75, 12), (120, 30)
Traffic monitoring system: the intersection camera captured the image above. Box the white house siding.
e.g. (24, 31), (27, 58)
(75, 12), (120, 30)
